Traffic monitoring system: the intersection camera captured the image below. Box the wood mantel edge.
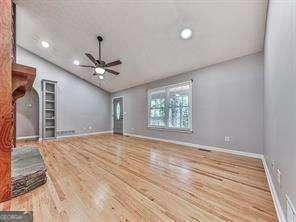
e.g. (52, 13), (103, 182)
(12, 63), (36, 100)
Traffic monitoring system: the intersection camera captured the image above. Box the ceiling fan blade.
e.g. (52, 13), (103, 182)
(85, 53), (99, 66)
(105, 60), (122, 67)
(105, 69), (120, 75)
(79, 65), (95, 68)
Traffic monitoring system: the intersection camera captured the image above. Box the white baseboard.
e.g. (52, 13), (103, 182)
(124, 133), (263, 159)
(262, 157), (286, 222)
(125, 133), (285, 222)
(57, 130), (112, 139)
(18, 132), (113, 141)
(16, 135), (39, 140)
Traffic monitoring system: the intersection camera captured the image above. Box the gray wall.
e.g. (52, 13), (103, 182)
(16, 89), (39, 138)
(264, 0), (296, 212)
(16, 46), (111, 138)
(112, 53), (264, 154)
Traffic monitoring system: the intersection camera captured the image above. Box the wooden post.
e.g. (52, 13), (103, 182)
(0, 0), (12, 202)
(12, 2), (16, 148)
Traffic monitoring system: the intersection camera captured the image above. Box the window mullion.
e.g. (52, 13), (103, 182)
(180, 104), (182, 129)
(165, 87), (169, 129)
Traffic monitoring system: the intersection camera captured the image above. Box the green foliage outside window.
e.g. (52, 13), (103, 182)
(150, 98), (165, 126)
(168, 95), (189, 128)
(148, 82), (191, 130)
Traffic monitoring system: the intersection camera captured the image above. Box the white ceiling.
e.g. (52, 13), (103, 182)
(15, 0), (267, 93)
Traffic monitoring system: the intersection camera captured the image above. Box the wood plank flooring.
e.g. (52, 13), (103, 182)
(0, 134), (277, 221)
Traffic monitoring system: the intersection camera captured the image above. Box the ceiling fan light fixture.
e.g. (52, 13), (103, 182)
(41, 40), (50, 48)
(73, 60), (80, 66)
(82, 36), (121, 78)
(180, 28), (193, 40)
(95, 67), (105, 74)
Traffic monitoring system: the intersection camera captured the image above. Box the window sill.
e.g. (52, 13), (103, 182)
(147, 126), (193, 134)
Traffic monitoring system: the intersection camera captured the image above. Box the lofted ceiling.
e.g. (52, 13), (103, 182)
(15, 0), (267, 93)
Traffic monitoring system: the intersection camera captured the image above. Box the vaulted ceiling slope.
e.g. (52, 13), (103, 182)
(15, 0), (267, 92)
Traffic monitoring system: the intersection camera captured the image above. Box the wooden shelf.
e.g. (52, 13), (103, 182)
(45, 126), (55, 129)
(42, 80), (57, 139)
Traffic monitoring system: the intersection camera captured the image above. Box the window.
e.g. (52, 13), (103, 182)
(148, 81), (192, 131)
(148, 89), (166, 127)
(116, 102), (121, 120)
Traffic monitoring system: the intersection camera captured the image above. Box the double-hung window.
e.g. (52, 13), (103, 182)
(148, 81), (192, 131)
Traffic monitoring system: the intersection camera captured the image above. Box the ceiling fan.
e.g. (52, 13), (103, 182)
(79, 35), (121, 80)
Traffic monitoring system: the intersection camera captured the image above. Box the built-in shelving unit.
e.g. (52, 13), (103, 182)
(42, 80), (57, 139)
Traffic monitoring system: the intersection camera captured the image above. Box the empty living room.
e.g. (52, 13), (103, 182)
(0, 0), (295, 221)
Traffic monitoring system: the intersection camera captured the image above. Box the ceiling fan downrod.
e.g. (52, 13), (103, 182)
(97, 35), (103, 62)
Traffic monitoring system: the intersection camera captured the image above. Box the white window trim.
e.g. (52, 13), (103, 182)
(147, 80), (193, 133)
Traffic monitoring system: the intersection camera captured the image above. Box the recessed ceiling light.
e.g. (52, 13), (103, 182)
(98, 75), (104, 80)
(73, 60), (80, 66)
(41, 40), (50, 48)
(95, 67), (106, 75)
(180, 28), (192, 40)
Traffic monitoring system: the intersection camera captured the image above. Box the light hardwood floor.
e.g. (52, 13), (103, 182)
(0, 134), (277, 222)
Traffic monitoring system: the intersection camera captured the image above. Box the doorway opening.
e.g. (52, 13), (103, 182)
(16, 88), (39, 140)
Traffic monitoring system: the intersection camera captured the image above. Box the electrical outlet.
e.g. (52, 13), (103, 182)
(224, 136), (231, 142)
(276, 169), (281, 186)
